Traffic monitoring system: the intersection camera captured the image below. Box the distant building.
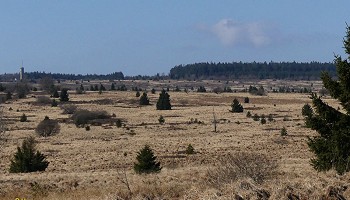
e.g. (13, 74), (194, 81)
(20, 67), (24, 81)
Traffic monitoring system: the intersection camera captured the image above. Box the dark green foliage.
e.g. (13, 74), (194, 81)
(268, 114), (274, 122)
(116, 119), (122, 128)
(118, 84), (127, 91)
(20, 113), (27, 122)
(186, 144), (195, 154)
(139, 92), (150, 105)
(302, 104), (313, 118)
(35, 116), (60, 137)
(231, 98), (243, 113)
(71, 109), (110, 127)
(260, 115), (266, 124)
(249, 86), (265, 96)
(246, 111), (252, 118)
(0, 84), (5, 92)
(134, 145), (161, 174)
(169, 61), (335, 80)
(16, 83), (30, 99)
(197, 86), (206, 92)
(99, 84), (106, 91)
(244, 97), (250, 103)
(305, 26), (350, 174)
(85, 126), (90, 131)
(158, 115), (165, 124)
(253, 114), (260, 121)
(151, 88), (156, 94)
(135, 91), (140, 97)
(9, 136), (49, 173)
(51, 99), (58, 107)
(6, 91), (12, 100)
(59, 88), (69, 102)
(52, 89), (59, 98)
(223, 86), (233, 93)
(156, 90), (171, 110)
(280, 127), (287, 136)
(110, 83), (116, 90)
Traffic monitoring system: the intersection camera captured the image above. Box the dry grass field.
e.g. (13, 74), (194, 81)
(0, 80), (349, 200)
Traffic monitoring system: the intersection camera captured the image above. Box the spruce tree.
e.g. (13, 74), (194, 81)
(305, 25), (350, 174)
(231, 98), (243, 113)
(59, 88), (69, 102)
(139, 92), (150, 105)
(9, 136), (49, 173)
(156, 89), (171, 110)
(134, 145), (161, 174)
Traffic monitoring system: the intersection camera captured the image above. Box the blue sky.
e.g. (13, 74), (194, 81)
(0, 1), (349, 76)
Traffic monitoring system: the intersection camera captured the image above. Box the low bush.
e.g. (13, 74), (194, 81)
(35, 116), (60, 137)
(20, 113), (27, 122)
(71, 109), (110, 127)
(60, 104), (78, 114)
(206, 152), (277, 187)
(36, 96), (51, 104)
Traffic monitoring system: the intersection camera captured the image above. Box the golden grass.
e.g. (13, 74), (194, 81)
(0, 80), (349, 199)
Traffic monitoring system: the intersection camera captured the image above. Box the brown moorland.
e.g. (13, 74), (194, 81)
(0, 79), (349, 200)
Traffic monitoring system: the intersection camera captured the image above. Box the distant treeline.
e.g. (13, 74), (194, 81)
(0, 71), (124, 82)
(169, 61), (336, 80)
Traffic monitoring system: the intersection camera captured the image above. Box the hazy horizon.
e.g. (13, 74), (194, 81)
(0, 1), (349, 76)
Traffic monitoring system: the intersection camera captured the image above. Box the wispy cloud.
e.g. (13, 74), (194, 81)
(200, 19), (272, 47)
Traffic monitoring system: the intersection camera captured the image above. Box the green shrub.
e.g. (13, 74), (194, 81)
(244, 97), (250, 103)
(139, 92), (150, 105)
(186, 144), (195, 154)
(280, 127), (287, 136)
(51, 99), (58, 107)
(116, 119), (122, 128)
(156, 90), (171, 110)
(158, 115), (165, 124)
(20, 113), (27, 122)
(231, 98), (243, 113)
(134, 145), (161, 174)
(9, 136), (49, 173)
(246, 111), (252, 118)
(268, 114), (274, 122)
(253, 114), (260, 121)
(260, 115), (266, 124)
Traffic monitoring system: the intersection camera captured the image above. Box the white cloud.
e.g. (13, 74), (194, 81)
(209, 19), (271, 47)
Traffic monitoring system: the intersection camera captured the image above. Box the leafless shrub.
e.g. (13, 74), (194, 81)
(36, 96), (52, 104)
(71, 109), (110, 127)
(35, 116), (60, 137)
(206, 151), (278, 187)
(60, 104), (78, 114)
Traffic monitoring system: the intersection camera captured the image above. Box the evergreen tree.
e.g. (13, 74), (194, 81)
(110, 83), (116, 90)
(52, 89), (59, 98)
(231, 98), (243, 113)
(139, 92), (150, 105)
(9, 136), (49, 173)
(59, 88), (69, 102)
(134, 145), (161, 174)
(305, 25), (350, 174)
(136, 91), (140, 97)
(156, 90), (171, 110)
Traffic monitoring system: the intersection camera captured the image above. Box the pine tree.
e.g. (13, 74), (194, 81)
(231, 98), (243, 113)
(59, 88), (69, 102)
(305, 25), (350, 174)
(9, 136), (49, 173)
(156, 90), (171, 110)
(139, 92), (150, 105)
(52, 89), (59, 98)
(134, 145), (161, 174)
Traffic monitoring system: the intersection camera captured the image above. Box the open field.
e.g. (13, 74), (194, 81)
(0, 80), (349, 199)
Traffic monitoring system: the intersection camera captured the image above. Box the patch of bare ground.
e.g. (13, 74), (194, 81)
(0, 80), (349, 199)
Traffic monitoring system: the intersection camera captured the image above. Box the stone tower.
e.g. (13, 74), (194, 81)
(20, 66), (24, 81)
